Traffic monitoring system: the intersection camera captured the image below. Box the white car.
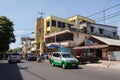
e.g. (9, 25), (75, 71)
(49, 52), (79, 69)
(8, 53), (21, 63)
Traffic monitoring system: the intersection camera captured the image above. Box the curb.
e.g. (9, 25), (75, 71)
(85, 61), (120, 69)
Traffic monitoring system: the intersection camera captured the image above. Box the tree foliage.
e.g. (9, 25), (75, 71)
(0, 16), (16, 52)
(10, 47), (22, 53)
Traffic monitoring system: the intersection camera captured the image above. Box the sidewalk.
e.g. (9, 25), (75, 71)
(86, 60), (120, 69)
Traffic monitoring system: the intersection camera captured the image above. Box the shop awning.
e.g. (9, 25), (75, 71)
(73, 45), (108, 49)
(47, 44), (60, 49)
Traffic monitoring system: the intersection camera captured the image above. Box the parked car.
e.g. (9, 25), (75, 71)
(78, 55), (99, 64)
(8, 53), (21, 63)
(49, 52), (79, 69)
(25, 53), (37, 61)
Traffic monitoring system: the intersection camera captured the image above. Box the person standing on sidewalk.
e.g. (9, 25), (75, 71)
(108, 53), (111, 61)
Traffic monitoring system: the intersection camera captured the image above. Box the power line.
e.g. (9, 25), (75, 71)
(94, 11), (120, 21)
(96, 12), (120, 22)
(107, 19), (120, 25)
(15, 32), (35, 37)
(14, 28), (35, 31)
(87, 3), (120, 17)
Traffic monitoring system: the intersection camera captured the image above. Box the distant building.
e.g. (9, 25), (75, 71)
(21, 37), (35, 54)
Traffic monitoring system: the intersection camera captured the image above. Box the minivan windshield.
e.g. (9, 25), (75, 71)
(62, 54), (73, 58)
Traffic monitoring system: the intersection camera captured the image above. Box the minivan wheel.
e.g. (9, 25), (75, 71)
(8, 61), (11, 63)
(62, 64), (66, 69)
(74, 65), (78, 69)
(27, 58), (29, 61)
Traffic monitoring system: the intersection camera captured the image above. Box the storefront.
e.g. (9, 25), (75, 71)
(73, 35), (120, 60)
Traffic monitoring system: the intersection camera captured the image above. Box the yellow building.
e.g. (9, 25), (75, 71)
(44, 15), (95, 34)
(67, 15), (95, 24)
(36, 15), (95, 54)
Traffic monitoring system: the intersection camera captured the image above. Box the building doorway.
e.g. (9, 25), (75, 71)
(96, 49), (102, 59)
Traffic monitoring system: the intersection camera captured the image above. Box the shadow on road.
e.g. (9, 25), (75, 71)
(79, 61), (102, 65)
(0, 62), (23, 80)
(65, 67), (84, 70)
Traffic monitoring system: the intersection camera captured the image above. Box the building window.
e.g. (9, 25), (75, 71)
(90, 26), (94, 33)
(82, 20), (87, 23)
(58, 21), (61, 28)
(52, 20), (56, 27)
(99, 28), (104, 34)
(61, 22), (65, 28)
(113, 32), (116, 37)
(67, 24), (70, 28)
(47, 21), (50, 27)
(83, 27), (87, 33)
(67, 24), (73, 28)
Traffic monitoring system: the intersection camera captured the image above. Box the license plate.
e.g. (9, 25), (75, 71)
(72, 64), (76, 66)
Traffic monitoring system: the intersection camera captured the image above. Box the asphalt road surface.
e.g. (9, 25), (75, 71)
(0, 60), (120, 80)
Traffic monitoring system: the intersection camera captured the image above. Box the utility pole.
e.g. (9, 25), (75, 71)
(37, 11), (45, 55)
(103, 10), (106, 24)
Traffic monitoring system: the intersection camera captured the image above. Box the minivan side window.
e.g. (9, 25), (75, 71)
(53, 53), (60, 57)
(53, 53), (57, 57)
(56, 53), (61, 57)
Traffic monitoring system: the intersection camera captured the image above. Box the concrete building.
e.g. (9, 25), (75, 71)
(72, 23), (120, 60)
(36, 15), (95, 54)
(44, 15), (95, 34)
(72, 23), (119, 46)
(73, 34), (120, 60)
(21, 37), (35, 54)
(74, 23), (118, 39)
(45, 22), (120, 60)
(35, 15), (120, 60)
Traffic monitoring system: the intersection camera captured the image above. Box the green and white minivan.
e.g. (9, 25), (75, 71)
(49, 52), (79, 69)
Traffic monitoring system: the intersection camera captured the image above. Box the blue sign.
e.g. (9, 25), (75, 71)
(85, 40), (93, 46)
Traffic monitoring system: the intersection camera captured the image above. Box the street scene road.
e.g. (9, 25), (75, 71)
(1, 1), (120, 80)
(0, 60), (120, 80)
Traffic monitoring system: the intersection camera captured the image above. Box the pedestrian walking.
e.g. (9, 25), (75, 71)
(37, 54), (44, 62)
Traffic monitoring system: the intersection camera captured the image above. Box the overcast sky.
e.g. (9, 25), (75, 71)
(0, 0), (120, 49)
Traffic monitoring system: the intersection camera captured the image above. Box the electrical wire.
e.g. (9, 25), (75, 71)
(14, 28), (35, 31)
(14, 3), (120, 32)
(87, 3), (120, 17)
(94, 11), (120, 21)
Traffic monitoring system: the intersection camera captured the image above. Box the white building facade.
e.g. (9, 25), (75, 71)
(84, 23), (118, 39)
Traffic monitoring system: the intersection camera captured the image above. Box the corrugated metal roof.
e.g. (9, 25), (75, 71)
(92, 35), (120, 46)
